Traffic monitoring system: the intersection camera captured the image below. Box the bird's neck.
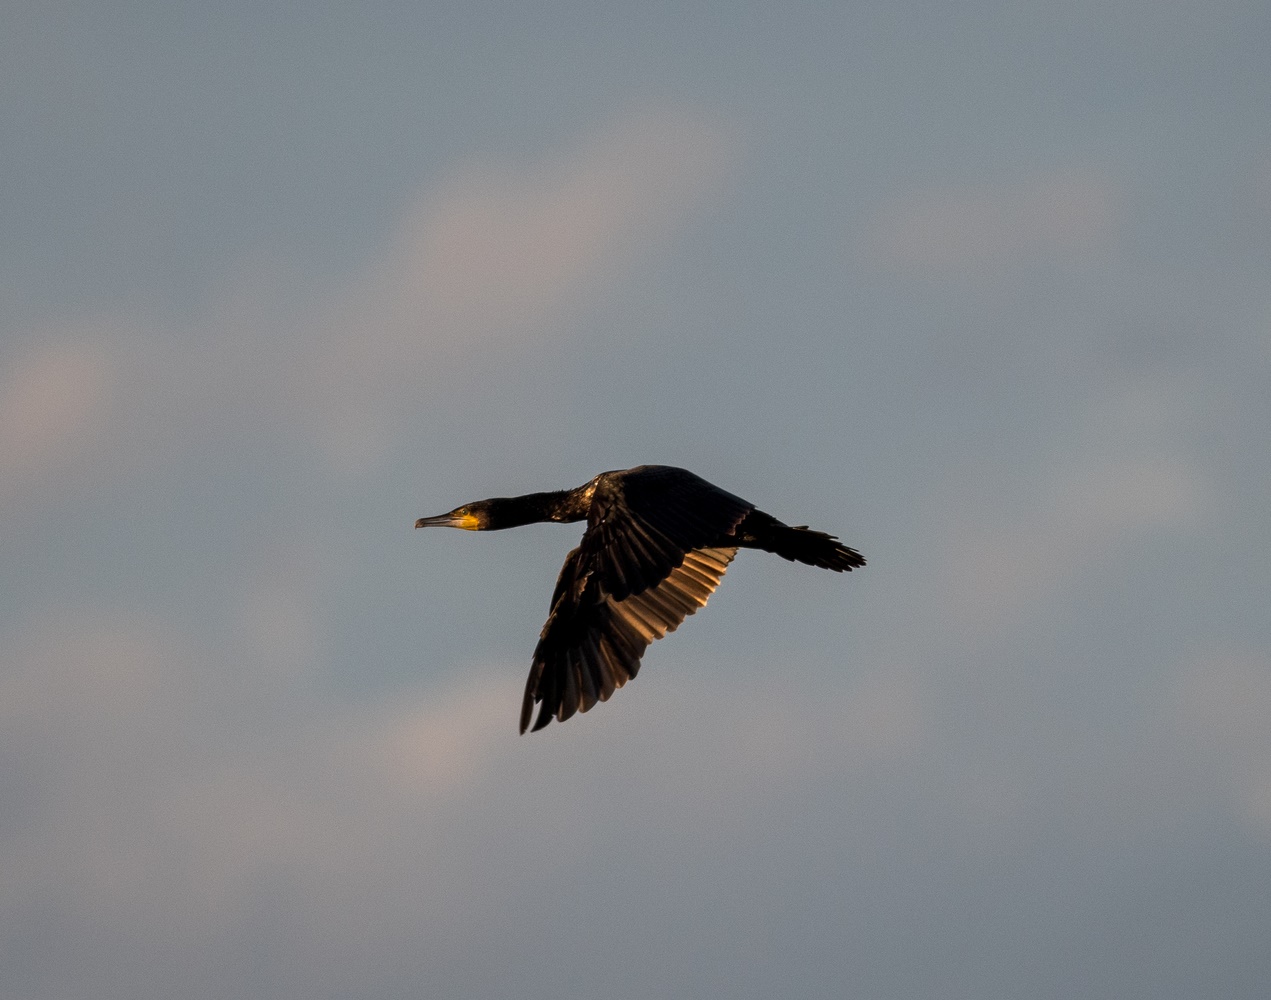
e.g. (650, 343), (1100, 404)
(484, 490), (587, 530)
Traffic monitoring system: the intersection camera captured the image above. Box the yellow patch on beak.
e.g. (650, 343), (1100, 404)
(455, 513), (482, 530)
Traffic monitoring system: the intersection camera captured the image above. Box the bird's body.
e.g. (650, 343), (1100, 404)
(415, 465), (864, 732)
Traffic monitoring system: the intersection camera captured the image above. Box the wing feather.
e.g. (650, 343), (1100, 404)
(522, 545), (737, 731)
(587, 466), (752, 602)
(520, 467), (756, 732)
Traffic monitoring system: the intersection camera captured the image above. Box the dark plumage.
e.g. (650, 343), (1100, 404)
(415, 465), (864, 733)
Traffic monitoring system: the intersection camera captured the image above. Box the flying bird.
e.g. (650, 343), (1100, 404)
(415, 465), (864, 733)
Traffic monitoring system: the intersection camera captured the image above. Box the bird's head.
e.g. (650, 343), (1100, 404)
(414, 501), (492, 531)
(415, 489), (579, 532)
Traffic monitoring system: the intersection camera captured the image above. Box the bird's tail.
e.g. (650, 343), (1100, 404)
(737, 510), (865, 572)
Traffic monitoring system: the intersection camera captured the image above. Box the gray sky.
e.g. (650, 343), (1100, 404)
(3, 2), (1270, 997)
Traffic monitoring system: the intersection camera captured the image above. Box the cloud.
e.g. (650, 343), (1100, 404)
(0, 614), (514, 985)
(0, 339), (114, 505)
(867, 169), (1118, 275)
(308, 107), (732, 466)
(0, 608), (927, 998)
(13, 597), (1252, 997)
(0, 620), (184, 924)
(350, 673), (521, 797)
(0, 107), (734, 488)
(382, 110), (730, 339)
(1172, 650), (1271, 836)
(937, 381), (1212, 632)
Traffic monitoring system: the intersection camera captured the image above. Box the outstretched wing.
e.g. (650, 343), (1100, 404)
(521, 545), (737, 733)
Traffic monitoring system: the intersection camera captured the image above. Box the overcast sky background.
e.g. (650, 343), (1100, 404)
(3, 2), (1270, 997)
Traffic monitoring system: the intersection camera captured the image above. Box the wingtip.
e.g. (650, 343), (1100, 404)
(531, 706), (554, 732)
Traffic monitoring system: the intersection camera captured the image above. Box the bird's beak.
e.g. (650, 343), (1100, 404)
(414, 512), (481, 530)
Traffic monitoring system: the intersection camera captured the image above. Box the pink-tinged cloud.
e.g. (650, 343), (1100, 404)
(938, 382), (1212, 632)
(867, 169), (1117, 274)
(323, 109), (731, 365)
(387, 110), (731, 336)
(299, 107), (733, 465)
(350, 672), (521, 798)
(0, 340), (113, 503)
(1172, 650), (1271, 836)
(0, 109), (734, 481)
(0, 614), (924, 958)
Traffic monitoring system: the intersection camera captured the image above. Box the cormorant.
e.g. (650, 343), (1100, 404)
(415, 465), (864, 733)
